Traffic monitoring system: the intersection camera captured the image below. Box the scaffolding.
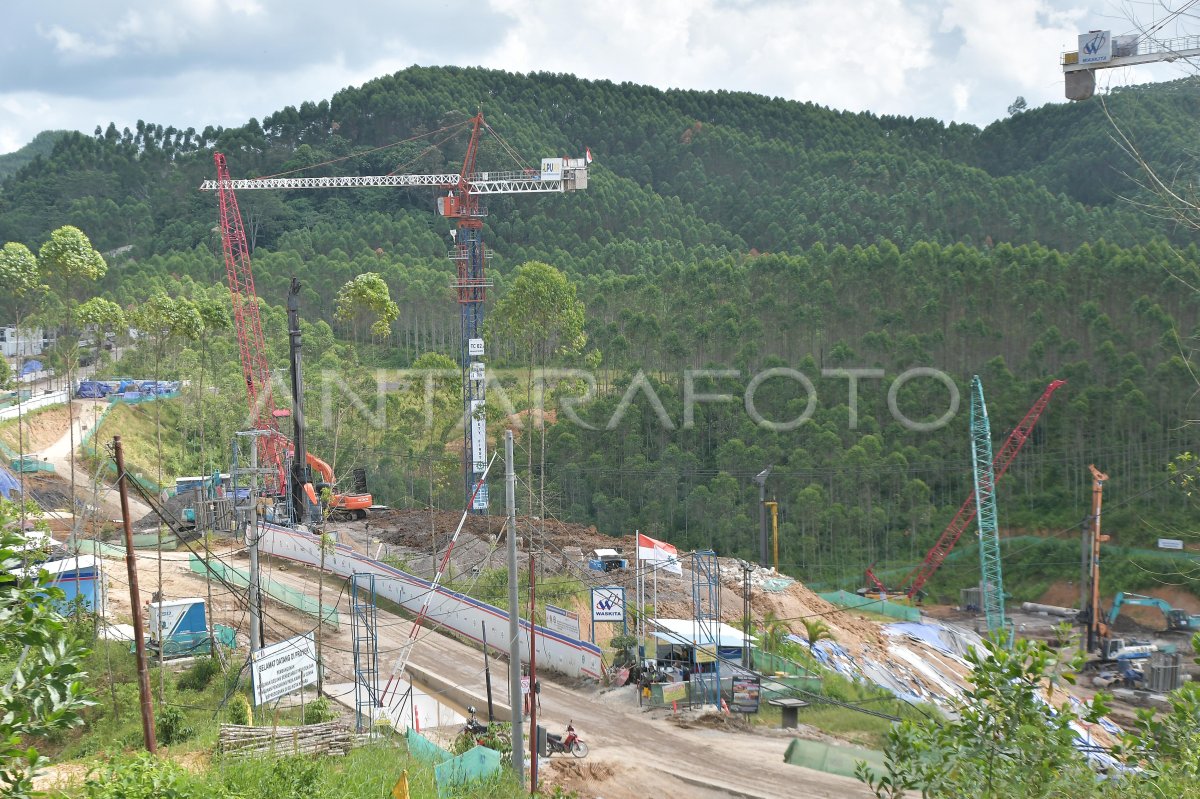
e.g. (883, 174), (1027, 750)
(690, 550), (721, 707)
(350, 573), (381, 733)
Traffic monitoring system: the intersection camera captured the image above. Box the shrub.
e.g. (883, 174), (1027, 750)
(154, 704), (194, 745)
(302, 695), (337, 725)
(177, 657), (219, 691)
(228, 694), (253, 726)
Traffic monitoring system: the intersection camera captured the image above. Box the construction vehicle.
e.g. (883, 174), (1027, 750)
(210, 159), (372, 524)
(863, 380), (1065, 602)
(1108, 592), (1200, 634)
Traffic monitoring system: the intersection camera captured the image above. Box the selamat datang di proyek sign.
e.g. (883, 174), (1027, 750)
(251, 632), (318, 706)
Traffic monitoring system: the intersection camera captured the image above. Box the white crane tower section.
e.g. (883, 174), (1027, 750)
(1063, 30), (1200, 100)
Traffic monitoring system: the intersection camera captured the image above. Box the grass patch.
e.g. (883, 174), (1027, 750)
(0, 402), (72, 452)
(754, 668), (932, 750)
(82, 400), (189, 486)
(44, 742), (528, 799)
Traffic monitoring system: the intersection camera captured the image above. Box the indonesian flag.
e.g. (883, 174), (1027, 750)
(585, 146), (593, 164)
(637, 533), (682, 575)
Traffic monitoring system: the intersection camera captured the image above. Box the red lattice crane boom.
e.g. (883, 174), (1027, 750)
(214, 152), (285, 489)
(866, 379), (1065, 600)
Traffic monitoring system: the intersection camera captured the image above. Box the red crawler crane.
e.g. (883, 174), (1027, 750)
(865, 379), (1065, 601)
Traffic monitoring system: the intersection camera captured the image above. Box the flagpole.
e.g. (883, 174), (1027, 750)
(653, 558), (658, 630)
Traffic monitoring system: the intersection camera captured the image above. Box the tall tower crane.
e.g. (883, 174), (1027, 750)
(864, 379), (1064, 601)
(202, 113), (589, 511)
(970, 375), (1009, 639)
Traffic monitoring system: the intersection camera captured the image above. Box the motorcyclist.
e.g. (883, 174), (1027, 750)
(464, 705), (487, 735)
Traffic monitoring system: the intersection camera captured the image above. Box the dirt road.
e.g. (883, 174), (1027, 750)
(258, 557), (867, 799)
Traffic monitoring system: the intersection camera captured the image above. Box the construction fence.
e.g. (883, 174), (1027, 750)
(818, 590), (921, 622)
(188, 553), (340, 629)
(784, 738), (887, 779)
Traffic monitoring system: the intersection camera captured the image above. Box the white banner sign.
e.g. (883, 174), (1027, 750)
(470, 399), (487, 470)
(545, 604), (581, 638)
(1158, 538), (1184, 551)
(468, 338), (485, 356)
(252, 633), (318, 706)
(540, 157), (563, 181)
(591, 586), (625, 622)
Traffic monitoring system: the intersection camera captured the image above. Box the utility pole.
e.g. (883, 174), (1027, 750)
(753, 467), (772, 567)
(286, 277), (309, 524)
(529, 550), (538, 796)
(505, 430), (524, 788)
(740, 560), (752, 670)
(115, 436), (156, 753)
(236, 430), (268, 653)
(765, 500), (779, 573)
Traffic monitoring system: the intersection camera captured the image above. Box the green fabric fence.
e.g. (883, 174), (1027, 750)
(405, 729), (451, 764)
(818, 590), (921, 622)
(434, 745), (502, 798)
(188, 554), (339, 629)
(784, 738), (887, 779)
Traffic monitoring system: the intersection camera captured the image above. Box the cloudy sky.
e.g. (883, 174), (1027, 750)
(0, 0), (1192, 155)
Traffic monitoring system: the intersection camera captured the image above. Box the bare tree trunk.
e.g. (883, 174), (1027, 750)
(205, 532), (216, 657)
(154, 344), (165, 700)
(317, 532), (326, 693)
(15, 313), (26, 530)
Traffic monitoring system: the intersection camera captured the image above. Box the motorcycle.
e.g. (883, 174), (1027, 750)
(546, 721), (588, 758)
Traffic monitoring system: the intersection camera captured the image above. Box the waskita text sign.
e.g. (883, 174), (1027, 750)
(637, 533), (682, 576)
(545, 604), (581, 639)
(252, 632), (319, 706)
(591, 586), (625, 622)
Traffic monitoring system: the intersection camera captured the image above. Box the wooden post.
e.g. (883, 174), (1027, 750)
(115, 436), (157, 753)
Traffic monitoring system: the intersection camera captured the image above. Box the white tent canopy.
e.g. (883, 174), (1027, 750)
(649, 617), (755, 649)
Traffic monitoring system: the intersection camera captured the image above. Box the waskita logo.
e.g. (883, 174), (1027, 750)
(592, 587), (625, 621)
(1083, 31), (1108, 55)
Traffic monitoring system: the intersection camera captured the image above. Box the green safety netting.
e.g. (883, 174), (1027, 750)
(818, 590), (921, 622)
(405, 729), (451, 764)
(434, 744), (502, 798)
(188, 554), (339, 628)
(784, 738), (887, 779)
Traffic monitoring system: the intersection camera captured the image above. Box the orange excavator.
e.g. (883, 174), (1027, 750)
(300, 451), (372, 520)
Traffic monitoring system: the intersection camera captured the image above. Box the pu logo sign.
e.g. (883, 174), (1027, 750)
(1079, 30), (1112, 64)
(591, 586), (625, 622)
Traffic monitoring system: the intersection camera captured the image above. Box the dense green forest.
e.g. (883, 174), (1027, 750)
(3, 66), (1199, 595)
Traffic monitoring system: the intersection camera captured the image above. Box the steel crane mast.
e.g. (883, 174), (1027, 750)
(214, 152), (285, 490)
(202, 112), (589, 510)
(970, 375), (1008, 637)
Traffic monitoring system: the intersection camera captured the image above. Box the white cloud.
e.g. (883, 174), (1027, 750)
(0, 0), (1195, 155)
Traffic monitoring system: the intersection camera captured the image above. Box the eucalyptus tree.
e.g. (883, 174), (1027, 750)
(37, 226), (107, 514)
(0, 242), (45, 518)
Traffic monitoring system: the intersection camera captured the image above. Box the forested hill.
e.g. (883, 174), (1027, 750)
(3, 68), (1200, 265)
(2, 66), (1199, 594)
